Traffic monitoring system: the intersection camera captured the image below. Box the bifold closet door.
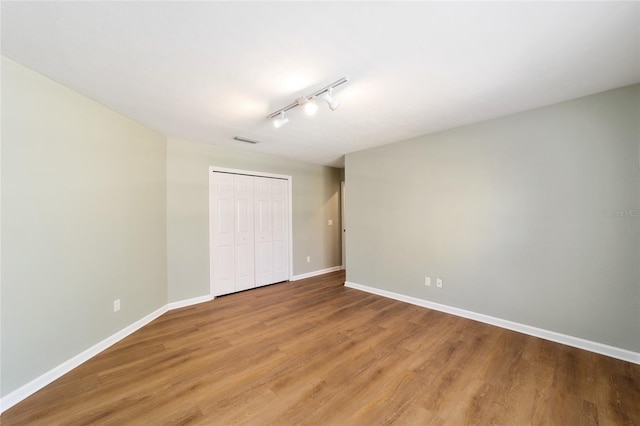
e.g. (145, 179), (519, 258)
(211, 173), (255, 296)
(233, 175), (256, 292)
(254, 177), (289, 287)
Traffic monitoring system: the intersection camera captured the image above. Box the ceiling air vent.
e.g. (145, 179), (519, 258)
(233, 136), (260, 144)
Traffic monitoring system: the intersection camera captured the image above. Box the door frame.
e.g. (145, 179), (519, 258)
(341, 181), (346, 269)
(209, 166), (293, 298)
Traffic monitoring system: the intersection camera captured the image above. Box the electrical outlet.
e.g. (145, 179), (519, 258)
(328, 219), (333, 226)
(436, 278), (443, 288)
(425, 277), (431, 286)
(113, 299), (121, 312)
(306, 256), (311, 263)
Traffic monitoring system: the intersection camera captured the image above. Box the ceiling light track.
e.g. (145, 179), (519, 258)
(267, 77), (349, 127)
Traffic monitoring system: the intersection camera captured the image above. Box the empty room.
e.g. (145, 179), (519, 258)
(1, 1), (639, 425)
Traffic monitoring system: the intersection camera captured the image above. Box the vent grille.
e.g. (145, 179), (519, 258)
(233, 136), (260, 144)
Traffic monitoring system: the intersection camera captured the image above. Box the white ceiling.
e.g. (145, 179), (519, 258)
(2, 2), (639, 167)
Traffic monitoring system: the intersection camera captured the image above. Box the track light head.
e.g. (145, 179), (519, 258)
(323, 88), (340, 111)
(273, 111), (289, 128)
(304, 97), (318, 115)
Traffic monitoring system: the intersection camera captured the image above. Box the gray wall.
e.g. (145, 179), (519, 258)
(167, 137), (342, 302)
(346, 85), (640, 352)
(0, 57), (343, 399)
(1, 58), (168, 397)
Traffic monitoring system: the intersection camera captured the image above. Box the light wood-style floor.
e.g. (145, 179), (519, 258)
(2, 271), (639, 425)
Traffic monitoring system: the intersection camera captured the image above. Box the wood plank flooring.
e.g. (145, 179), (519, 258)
(2, 271), (639, 425)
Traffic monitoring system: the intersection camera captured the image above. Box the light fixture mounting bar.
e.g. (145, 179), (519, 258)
(267, 77), (349, 119)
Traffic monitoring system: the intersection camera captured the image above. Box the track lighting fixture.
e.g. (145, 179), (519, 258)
(273, 111), (289, 128)
(304, 97), (318, 115)
(267, 77), (348, 127)
(323, 88), (340, 111)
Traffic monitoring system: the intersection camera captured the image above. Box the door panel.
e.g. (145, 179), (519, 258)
(256, 241), (271, 273)
(272, 199), (285, 232)
(212, 173), (235, 296)
(217, 246), (234, 281)
(234, 174), (255, 292)
(271, 179), (289, 283)
(256, 200), (270, 233)
(273, 240), (287, 276)
(255, 177), (273, 286)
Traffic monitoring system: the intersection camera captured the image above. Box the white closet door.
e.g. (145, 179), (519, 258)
(211, 173), (235, 296)
(254, 177), (273, 286)
(255, 177), (289, 287)
(271, 179), (289, 283)
(233, 175), (255, 292)
(211, 170), (290, 295)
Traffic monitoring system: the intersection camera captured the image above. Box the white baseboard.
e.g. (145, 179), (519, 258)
(290, 266), (343, 281)
(0, 294), (215, 413)
(167, 294), (214, 310)
(345, 281), (640, 365)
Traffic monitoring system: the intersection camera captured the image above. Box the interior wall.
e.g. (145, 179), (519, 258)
(346, 84), (640, 352)
(1, 57), (168, 397)
(166, 137), (342, 302)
